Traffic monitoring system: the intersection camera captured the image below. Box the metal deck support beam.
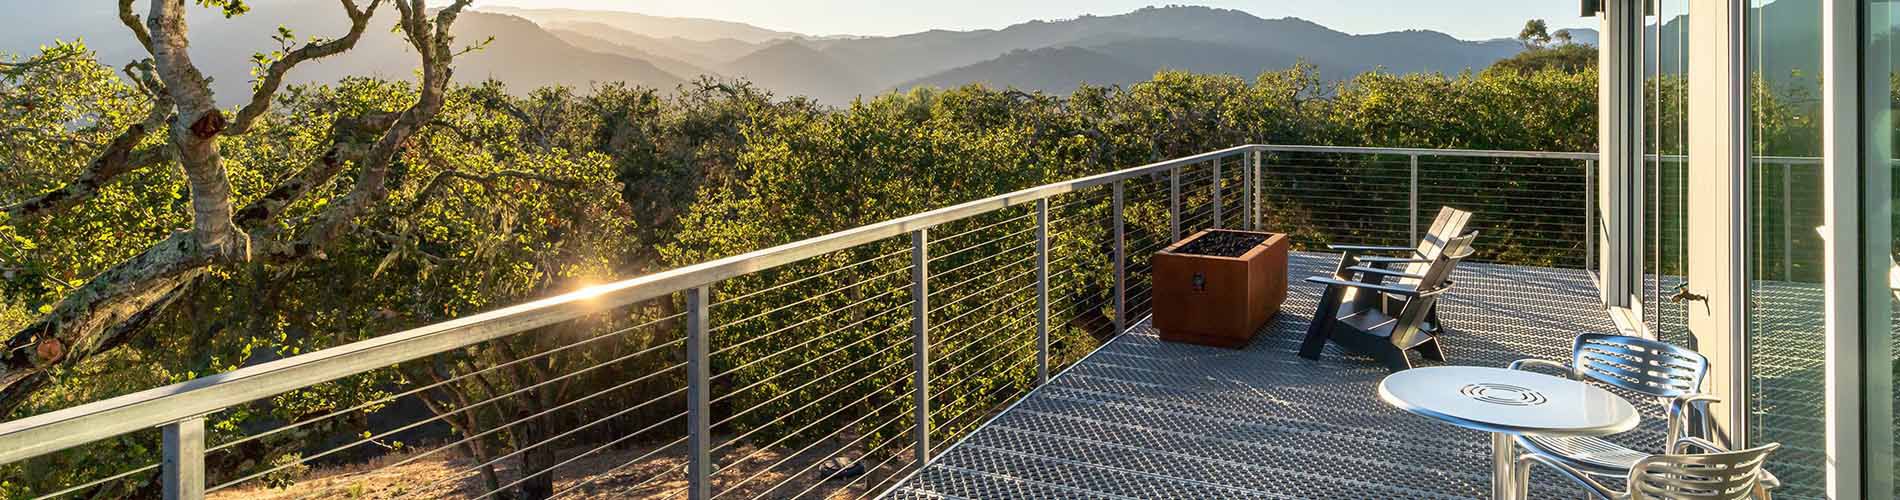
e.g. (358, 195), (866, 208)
(1036, 199), (1050, 384)
(162, 417), (205, 500)
(910, 229), (931, 464)
(1113, 181), (1126, 333)
(685, 286), (711, 500)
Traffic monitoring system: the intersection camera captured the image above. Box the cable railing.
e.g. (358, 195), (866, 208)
(0, 145), (1600, 500)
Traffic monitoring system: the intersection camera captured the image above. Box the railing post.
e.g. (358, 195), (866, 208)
(1036, 199), (1050, 384)
(1112, 181), (1126, 334)
(1408, 154), (1420, 243)
(1168, 166), (1181, 241)
(1781, 162), (1793, 280)
(1252, 148), (1264, 230)
(685, 286), (711, 500)
(910, 229), (930, 464)
(162, 416), (205, 500)
(1242, 151), (1255, 231)
(1585, 159), (1596, 274)
(1212, 159), (1224, 229)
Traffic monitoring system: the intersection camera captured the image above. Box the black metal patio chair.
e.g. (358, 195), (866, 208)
(1298, 230), (1477, 371)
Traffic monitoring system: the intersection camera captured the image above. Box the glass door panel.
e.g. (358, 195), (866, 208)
(1646, 0), (1693, 346)
(1868, 0), (1899, 494)
(1744, 0), (1826, 497)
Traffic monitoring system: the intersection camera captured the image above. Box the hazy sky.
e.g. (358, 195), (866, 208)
(469, 1), (1598, 40)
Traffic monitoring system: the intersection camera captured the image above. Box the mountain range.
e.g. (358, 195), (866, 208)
(0, 1), (1600, 106)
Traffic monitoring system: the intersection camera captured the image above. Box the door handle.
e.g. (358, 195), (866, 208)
(1668, 283), (1706, 304)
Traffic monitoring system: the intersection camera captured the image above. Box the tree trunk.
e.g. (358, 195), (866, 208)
(515, 406), (555, 500)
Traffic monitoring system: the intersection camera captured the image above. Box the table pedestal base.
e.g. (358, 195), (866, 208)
(1491, 432), (1516, 500)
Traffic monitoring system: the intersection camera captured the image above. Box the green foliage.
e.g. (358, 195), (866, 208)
(195, 0), (251, 18)
(1488, 44), (1596, 76)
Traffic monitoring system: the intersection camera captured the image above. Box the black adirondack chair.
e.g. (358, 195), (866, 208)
(1301, 207), (1472, 344)
(1298, 231), (1477, 371)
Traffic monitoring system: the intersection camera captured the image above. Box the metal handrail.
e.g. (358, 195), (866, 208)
(0, 144), (1599, 499)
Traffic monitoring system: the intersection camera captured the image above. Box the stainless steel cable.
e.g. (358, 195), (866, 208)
(927, 225), (1038, 263)
(710, 289), (901, 359)
(843, 440), (917, 500)
(710, 331), (908, 431)
(770, 401), (917, 500)
(708, 376), (915, 499)
(372, 382), (689, 478)
(927, 290), (1039, 352)
(710, 304), (905, 383)
(545, 435), (689, 499)
(927, 267), (1036, 318)
(932, 369), (1033, 442)
(709, 267), (906, 333)
(930, 335), (1036, 401)
(460, 405), (689, 492)
(928, 211), (1033, 247)
(208, 342), (688, 492)
(28, 462), (159, 500)
(710, 247), (909, 308)
(927, 278), (1038, 331)
(208, 312), (685, 454)
(926, 242), (1036, 290)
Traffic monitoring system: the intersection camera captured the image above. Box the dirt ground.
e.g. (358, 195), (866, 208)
(208, 436), (913, 500)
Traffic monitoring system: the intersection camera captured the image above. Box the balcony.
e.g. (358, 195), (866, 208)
(884, 251), (1659, 499)
(0, 145), (1679, 500)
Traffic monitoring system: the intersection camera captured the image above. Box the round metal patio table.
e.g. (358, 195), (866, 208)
(1378, 365), (1640, 500)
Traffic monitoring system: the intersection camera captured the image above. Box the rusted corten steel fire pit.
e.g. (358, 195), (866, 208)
(1151, 229), (1289, 348)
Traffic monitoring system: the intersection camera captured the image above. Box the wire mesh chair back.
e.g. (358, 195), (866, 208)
(1397, 207), (1474, 287)
(1569, 333), (1709, 399)
(1627, 443), (1779, 500)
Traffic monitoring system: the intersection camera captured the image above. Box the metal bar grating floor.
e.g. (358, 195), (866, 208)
(886, 251), (1670, 499)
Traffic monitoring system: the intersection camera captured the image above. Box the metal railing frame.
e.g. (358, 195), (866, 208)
(0, 144), (1601, 499)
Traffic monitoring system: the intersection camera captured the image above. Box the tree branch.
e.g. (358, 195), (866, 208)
(149, 0), (246, 260)
(2, 69), (174, 220)
(287, 0), (471, 261)
(224, 0), (384, 136)
(118, 0), (154, 54)
(0, 232), (211, 416)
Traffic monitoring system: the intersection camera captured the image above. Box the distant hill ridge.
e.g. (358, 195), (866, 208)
(2, 3), (1602, 105)
(512, 5), (1590, 102)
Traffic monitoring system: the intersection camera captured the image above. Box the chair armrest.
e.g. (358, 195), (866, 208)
(1302, 277), (1448, 298)
(1355, 256), (1435, 265)
(1515, 454), (1621, 499)
(1328, 244), (1417, 253)
(1345, 266), (1426, 280)
(1506, 359), (1573, 378)
(1666, 394), (1722, 442)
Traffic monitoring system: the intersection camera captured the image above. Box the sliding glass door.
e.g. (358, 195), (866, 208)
(1744, 1), (1828, 497)
(1669, 0), (1894, 495)
(1864, 0), (1897, 496)
(1645, 0), (1694, 347)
